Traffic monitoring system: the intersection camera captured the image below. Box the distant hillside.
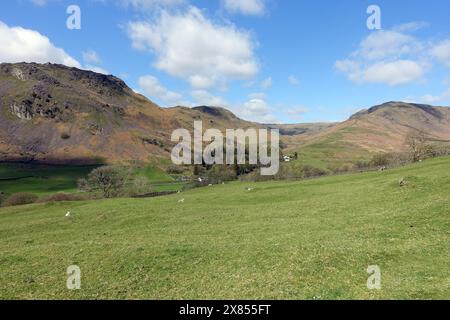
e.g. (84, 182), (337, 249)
(267, 123), (335, 136)
(1, 63), (449, 167)
(287, 102), (450, 168)
(0, 63), (257, 164)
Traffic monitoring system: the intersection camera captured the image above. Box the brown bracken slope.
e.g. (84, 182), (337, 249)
(0, 63), (258, 164)
(1, 63), (450, 166)
(286, 101), (450, 168)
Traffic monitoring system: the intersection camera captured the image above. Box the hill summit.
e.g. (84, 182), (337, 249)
(0, 63), (255, 164)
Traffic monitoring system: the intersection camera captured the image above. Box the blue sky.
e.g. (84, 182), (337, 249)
(1, 0), (450, 123)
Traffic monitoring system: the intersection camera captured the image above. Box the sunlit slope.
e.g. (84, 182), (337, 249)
(287, 102), (450, 169)
(0, 63), (258, 165)
(1, 156), (449, 299)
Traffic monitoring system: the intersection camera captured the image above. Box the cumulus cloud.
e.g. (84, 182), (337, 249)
(82, 50), (101, 64)
(336, 59), (427, 86)
(431, 40), (450, 67)
(81, 50), (109, 74)
(335, 25), (429, 86)
(191, 90), (227, 107)
(0, 21), (80, 68)
(222, 0), (266, 16)
(126, 7), (259, 89)
(84, 65), (109, 75)
(237, 98), (277, 123)
(421, 88), (450, 104)
(138, 75), (184, 106)
(357, 30), (422, 61)
(392, 21), (428, 33)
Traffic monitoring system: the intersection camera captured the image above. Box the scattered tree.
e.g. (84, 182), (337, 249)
(406, 131), (432, 162)
(78, 166), (130, 198)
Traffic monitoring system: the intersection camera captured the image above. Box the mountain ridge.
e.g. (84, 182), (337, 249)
(286, 101), (450, 169)
(0, 62), (259, 164)
(1, 63), (450, 167)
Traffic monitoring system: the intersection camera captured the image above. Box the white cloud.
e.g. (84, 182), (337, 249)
(138, 75), (184, 106)
(362, 60), (426, 86)
(421, 88), (450, 104)
(191, 90), (227, 107)
(393, 21), (428, 33)
(188, 75), (216, 90)
(237, 98), (277, 123)
(127, 7), (259, 89)
(82, 50), (101, 64)
(288, 75), (299, 86)
(358, 30), (422, 61)
(222, 0), (266, 16)
(431, 40), (450, 67)
(335, 59), (427, 86)
(0, 21), (80, 68)
(336, 26), (428, 86)
(260, 77), (272, 90)
(84, 65), (109, 75)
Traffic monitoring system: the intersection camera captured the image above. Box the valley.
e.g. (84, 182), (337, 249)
(1, 156), (449, 299)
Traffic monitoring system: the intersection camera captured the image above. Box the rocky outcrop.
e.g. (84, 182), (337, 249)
(10, 102), (33, 120)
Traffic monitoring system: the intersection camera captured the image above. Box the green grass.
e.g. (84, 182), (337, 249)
(135, 165), (174, 183)
(134, 165), (185, 192)
(0, 164), (97, 196)
(0, 163), (184, 196)
(290, 126), (376, 170)
(1, 157), (449, 299)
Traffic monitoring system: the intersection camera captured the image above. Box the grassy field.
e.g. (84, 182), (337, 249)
(0, 163), (183, 196)
(0, 157), (449, 299)
(289, 127), (376, 171)
(0, 164), (96, 196)
(135, 165), (184, 192)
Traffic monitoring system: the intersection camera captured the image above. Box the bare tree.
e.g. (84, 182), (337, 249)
(405, 130), (431, 162)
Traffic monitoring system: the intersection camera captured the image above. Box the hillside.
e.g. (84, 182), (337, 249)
(0, 63), (257, 165)
(1, 156), (449, 299)
(287, 102), (450, 169)
(2, 63), (450, 168)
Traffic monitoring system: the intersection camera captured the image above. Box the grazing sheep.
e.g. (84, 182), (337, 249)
(178, 199), (185, 203)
